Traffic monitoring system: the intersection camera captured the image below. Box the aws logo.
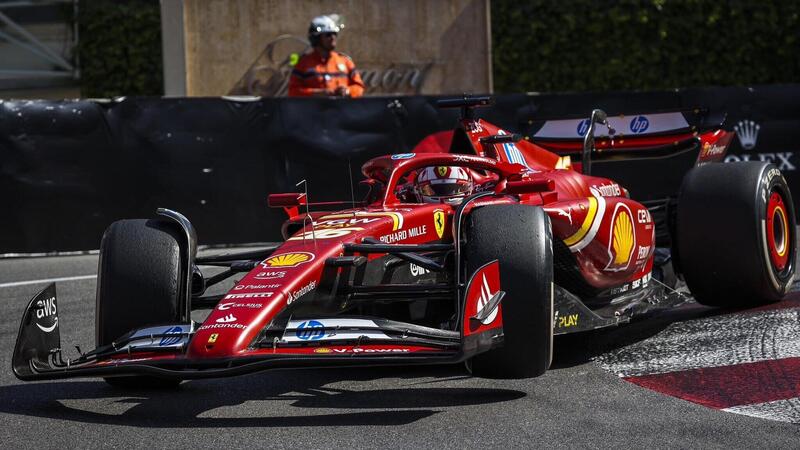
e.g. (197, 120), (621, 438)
(604, 205), (636, 272)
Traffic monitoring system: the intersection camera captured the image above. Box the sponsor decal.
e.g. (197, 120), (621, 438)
(636, 245), (652, 261)
(725, 152), (796, 172)
(216, 314), (237, 323)
(320, 211), (404, 231)
(437, 166), (448, 177)
(330, 348), (410, 354)
(702, 142), (727, 157)
(288, 227), (364, 240)
(234, 284), (281, 290)
(556, 313), (579, 329)
(296, 320), (326, 340)
(34, 296), (58, 333)
(224, 292), (273, 299)
(594, 183), (621, 197)
(433, 209), (446, 239)
(198, 323), (247, 330)
(207, 333), (219, 344)
(605, 204), (636, 272)
(312, 217), (380, 229)
(577, 119), (590, 136)
(409, 263), (430, 277)
(629, 115), (650, 134)
(254, 270), (286, 280)
(379, 225), (427, 244)
(761, 167), (782, 203)
(314, 347), (333, 354)
(637, 209), (652, 224)
(544, 206), (573, 225)
(287, 280), (316, 305)
(159, 326), (184, 346)
(261, 252), (314, 268)
(391, 153), (415, 160)
(608, 272), (651, 296)
(218, 302), (262, 311)
(475, 274), (499, 325)
(734, 120), (760, 150)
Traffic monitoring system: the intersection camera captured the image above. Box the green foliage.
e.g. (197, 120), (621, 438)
(77, 0), (163, 97)
(492, 0), (800, 93)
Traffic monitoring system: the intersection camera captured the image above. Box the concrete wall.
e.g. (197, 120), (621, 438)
(164, 0), (491, 97)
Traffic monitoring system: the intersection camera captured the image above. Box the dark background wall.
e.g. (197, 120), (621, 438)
(492, 0), (800, 93)
(2, 85), (799, 254)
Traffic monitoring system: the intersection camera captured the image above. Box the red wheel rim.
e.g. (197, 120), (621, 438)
(766, 191), (790, 271)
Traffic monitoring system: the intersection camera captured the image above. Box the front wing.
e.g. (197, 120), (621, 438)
(13, 261), (504, 381)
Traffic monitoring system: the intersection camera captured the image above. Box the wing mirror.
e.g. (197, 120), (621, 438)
(267, 193), (306, 207)
(505, 178), (555, 195)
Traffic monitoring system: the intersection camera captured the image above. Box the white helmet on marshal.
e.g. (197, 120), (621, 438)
(309, 14), (342, 36)
(415, 166), (474, 205)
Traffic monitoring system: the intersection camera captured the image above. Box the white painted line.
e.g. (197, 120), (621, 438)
(0, 274), (96, 289)
(724, 397), (800, 424)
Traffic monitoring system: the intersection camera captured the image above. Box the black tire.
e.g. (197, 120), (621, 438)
(465, 205), (553, 379)
(96, 219), (184, 389)
(676, 162), (796, 307)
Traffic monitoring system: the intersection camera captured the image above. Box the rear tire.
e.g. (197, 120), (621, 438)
(465, 205), (553, 379)
(676, 162), (796, 307)
(96, 219), (185, 389)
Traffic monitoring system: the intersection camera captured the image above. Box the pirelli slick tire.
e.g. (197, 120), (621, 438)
(676, 162), (796, 307)
(96, 219), (184, 389)
(465, 205), (553, 379)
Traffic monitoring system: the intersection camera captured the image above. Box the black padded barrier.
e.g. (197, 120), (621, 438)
(1, 85), (799, 253)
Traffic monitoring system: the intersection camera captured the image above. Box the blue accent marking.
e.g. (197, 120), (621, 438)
(159, 326), (184, 346)
(391, 153), (415, 160)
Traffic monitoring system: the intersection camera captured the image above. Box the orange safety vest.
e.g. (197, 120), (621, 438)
(288, 49), (365, 98)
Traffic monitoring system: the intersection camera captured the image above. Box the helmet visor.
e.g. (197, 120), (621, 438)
(419, 181), (471, 198)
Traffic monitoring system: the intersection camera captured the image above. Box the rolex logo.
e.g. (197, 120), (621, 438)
(734, 120), (760, 150)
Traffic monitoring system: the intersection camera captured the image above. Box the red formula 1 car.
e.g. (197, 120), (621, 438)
(13, 96), (796, 385)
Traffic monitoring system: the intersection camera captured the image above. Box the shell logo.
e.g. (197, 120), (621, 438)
(314, 347), (332, 354)
(605, 205), (635, 272)
(261, 252), (315, 268)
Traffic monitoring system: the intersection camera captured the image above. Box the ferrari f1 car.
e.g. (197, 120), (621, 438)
(13, 96), (796, 385)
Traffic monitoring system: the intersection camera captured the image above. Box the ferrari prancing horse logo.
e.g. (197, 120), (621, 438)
(437, 166), (448, 177)
(433, 209), (446, 239)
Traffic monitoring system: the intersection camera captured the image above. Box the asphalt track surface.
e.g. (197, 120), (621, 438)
(1, 249), (799, 448)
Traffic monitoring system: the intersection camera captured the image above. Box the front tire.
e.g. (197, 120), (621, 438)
(676, 162), (796, 307)
(465, 205), (553, 379)
(96, 219), (185, 388)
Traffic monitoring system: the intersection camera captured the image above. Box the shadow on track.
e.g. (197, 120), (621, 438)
(0, 365), (525, 427)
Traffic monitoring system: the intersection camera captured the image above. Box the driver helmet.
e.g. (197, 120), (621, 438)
(308, 14), (342, 45)
(415, 166), (473, 205)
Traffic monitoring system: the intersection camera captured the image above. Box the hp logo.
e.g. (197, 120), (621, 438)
(576, 119), (590, 136)
(296, 320), (326, 340)
(629, 116), (649, 134)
